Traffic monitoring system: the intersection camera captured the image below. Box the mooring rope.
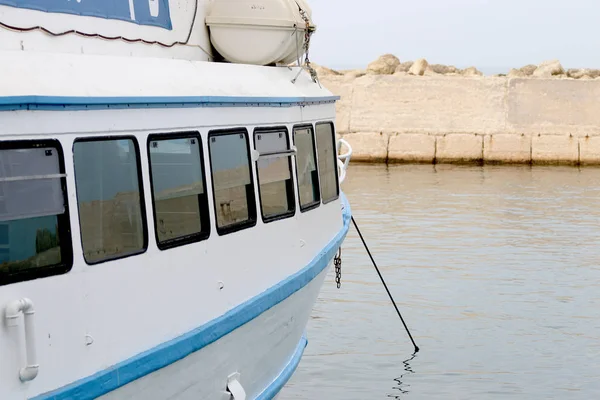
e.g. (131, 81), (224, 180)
(351, 215), (420, 353)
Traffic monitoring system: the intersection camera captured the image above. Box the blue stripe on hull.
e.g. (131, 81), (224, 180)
(32, 194), (352, 400)
(0, 95), (340, 112)
(256, 335), (308, 400)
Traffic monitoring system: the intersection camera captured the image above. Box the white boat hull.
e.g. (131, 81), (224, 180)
(100, 266), (330, 400)
(20, 190), (351, 400)
(0, 42), (353, 400)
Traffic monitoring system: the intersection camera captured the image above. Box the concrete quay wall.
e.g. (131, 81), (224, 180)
(322, 74), (600, 165)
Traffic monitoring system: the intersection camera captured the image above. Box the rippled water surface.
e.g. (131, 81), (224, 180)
(280, 164), (600, 400)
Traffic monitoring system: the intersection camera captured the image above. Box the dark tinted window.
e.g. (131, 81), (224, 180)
(148, 134), (210, 249)
(73, 137), (146, 264)
(315, 122), (340, 203)
(294, 125), (320, 210)
(209, 130), (256, 234)
(254, 128), (295, 222)
(0, 141), (73, 285)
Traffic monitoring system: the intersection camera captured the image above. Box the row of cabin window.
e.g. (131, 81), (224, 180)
(0, 122), (338, 286)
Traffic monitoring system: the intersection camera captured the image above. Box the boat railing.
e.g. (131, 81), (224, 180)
(337, 138), (352, 184)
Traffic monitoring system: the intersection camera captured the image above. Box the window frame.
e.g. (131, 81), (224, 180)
(253, 126), (296, 224)
(147, 131), (211, 251)
(315, 121), (341, 205)
(292, 124), (321, 212)
(207, 128), (257, 236)
(0, 139), (73, 286)
(72, 135), (148, 265)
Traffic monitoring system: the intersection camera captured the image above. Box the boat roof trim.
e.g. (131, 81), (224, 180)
(0, 95), (340, 112)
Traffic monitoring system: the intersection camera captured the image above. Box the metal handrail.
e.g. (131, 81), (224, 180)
(5, 298), (39, 382)
(337, 138), (352, 184)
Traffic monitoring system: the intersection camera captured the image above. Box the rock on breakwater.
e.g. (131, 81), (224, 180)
(318, 55), (600, 165)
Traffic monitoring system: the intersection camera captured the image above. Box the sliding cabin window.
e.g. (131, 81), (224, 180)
(253, 128), (296, 222)
(0, 140), (73, 286)
(293, 125), (321, 211)
(315, 122), (340, 204)
(208, 129), (257, 235)
(147, 133), (210, 249)
(73, 137), (147, 264)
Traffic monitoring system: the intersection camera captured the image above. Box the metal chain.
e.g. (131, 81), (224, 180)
(334, 247), (342, 289)
(296, 4), (318, 83)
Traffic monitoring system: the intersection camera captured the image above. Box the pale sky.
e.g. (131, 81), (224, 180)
(308, 0), (600, 74)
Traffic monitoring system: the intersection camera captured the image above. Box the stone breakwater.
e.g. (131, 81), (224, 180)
(317, 55), (600, 165)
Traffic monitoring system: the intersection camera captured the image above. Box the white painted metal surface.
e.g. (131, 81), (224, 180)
(0, 113), (343, 399)
(0, 50), (332, 101)
(0, 52), (345, 400)
(98, 267), (331, 400)
(0, 0), (348, 397)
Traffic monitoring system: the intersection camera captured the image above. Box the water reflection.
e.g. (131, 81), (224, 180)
(280, 164), (600, 400)
(388, 353), (418, 399)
